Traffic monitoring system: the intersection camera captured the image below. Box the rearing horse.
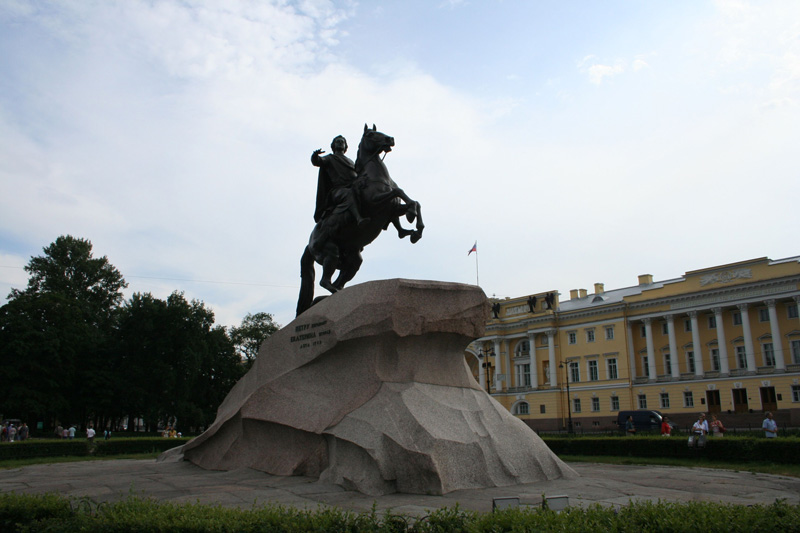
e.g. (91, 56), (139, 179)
(296, 124), (424, 316)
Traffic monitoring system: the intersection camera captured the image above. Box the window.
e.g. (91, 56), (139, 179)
(611, 396), (620, 411)
(711, 348), (720, 371)
(732, 311), (742, 325)
(664, 353), (672, 374)
(735, 346), (747, 369)
(586, 329), (595, 343)
(684, 319), (692, 332)
(514, 402), (529, 415)
(708, 315), (716, 329)
(605, 326), (614, 340)
(591, 397), (600, 412)
(540, 404), (546, 414)
(661, 322), (669, 335)
(541, 335), (548, 346)
(568, 331), (577, 345)
(516, 363), (531, 387)
(686, 350), (696, 373)
(792, 339), (800, 364)
(684, 391), (694, 407)
(793, 385), (800, 403)
(759, 308), (769, 322)
(607, 358), (618, 380)
(573, 398), (582, 413)
(569, 361), (580, 382)
(638, 394), (647, 409)
(515, 340), (529, 356)
(789, 303), (799, 319)
(641, 325), (647, 338)
(643, 356), (650, 377)
(588, 360), (599, 381)
(763, 343), (775, 367)
(660, 392), (670, 409)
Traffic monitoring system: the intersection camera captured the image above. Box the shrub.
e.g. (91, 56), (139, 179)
(93, 437), (190, 456)
(0, 440), (90, 461)
(542, 435), (800, 464)
(1, 493), (799, 532)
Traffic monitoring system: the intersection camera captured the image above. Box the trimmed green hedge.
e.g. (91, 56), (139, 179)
(542, 435), (800, 464)
(1, 493), (799, 532)
(0, 440), (89, 461)
(0, 438), (188, 461)
(93, 437), (189, 456)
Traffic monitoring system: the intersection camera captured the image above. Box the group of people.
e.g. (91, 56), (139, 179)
(1, 422), (28, 442)
(161, 427), (181, 438)
(626, 411), (780, 443)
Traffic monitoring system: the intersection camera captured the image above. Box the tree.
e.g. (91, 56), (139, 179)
(114, 291), (244, 432)
(0, 235), (127, 429)
(229, 312), (280, 369)
(10, 235), (127, 318)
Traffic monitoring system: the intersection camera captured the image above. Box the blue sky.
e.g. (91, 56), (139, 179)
(1, 0), (798, 329)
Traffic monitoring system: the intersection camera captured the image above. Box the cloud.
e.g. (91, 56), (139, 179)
(578, 55), (625, 84)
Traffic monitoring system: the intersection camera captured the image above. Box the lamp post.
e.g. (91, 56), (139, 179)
(559, 362), (573, 434)
(479, 348), (495, 394)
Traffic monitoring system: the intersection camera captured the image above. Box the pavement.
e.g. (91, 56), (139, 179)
(1, 459), (799, 517)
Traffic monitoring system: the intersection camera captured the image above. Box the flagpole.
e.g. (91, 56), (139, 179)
(475, 243), (479, 287)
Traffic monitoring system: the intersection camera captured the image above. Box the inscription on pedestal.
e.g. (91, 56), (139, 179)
(290, 320), (332, 349)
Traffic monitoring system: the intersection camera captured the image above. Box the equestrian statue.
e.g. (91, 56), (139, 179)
(296, 124), (424, 316)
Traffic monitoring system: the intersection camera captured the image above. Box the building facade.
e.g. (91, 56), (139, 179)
(466, 256), (800, 431)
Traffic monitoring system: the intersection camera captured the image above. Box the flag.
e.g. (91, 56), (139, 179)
(468, 241), (477, 255)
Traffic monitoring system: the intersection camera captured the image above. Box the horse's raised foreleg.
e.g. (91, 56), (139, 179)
(391, 217), (415, 239)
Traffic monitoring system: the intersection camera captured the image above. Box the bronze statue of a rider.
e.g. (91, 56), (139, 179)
(311, 135), (369, 228)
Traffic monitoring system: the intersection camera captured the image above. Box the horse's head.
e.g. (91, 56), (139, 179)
(358, 124), (395, 162)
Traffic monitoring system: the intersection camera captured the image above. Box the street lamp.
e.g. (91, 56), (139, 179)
(478, 348), (495, 394)
(559, 362), (573, 434)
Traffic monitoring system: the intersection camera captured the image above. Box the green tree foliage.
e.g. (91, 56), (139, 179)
(229, 312), (280, 369)
(115, 292), (245, 431)
(1, 236), (127, 427)
(0, 235), (260, 434)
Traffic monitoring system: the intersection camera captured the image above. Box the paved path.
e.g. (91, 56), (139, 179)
(1, 460), (798, 516)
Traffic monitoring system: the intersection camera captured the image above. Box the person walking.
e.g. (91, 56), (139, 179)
(625, 415), (636, 436)
(762, 412), (778, 438)
(661, 416), (672, 437)
(690, 413), (708, 448)
(710, 415), (725, 437)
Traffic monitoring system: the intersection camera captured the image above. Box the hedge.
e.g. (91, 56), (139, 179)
(1, 493), (799, 532)
(0, 438), (188, 461)
(542, 435), (800, 464)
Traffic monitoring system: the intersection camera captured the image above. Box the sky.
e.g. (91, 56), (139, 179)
(1, 0), (799, 330)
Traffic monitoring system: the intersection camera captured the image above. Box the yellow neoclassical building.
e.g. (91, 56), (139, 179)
(466, 255), (800, 431)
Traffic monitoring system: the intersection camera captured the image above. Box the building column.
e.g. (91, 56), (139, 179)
(713, 307), (730, 375)
(626, 321), (637, 378)
(493, 339), (502, 391)
(547, 329), (558, 387)
(502, 339), (511, 389)
(527, 332), (538, 389)
(643, 318), (657, 379)
(766, 300), (786, 370)
(477, 348), (486, 390)
(738, 303), (757, 372)
(689, 311), (704, 376)
(665, 315), (679, 378)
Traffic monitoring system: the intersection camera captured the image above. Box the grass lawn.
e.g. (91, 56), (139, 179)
(562, 454), (800, 478)
(0, 452), (161, 470)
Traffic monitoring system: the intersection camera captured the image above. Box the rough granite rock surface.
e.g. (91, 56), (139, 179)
(163, 279), (577, 495)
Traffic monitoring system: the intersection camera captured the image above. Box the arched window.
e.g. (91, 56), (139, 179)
(513, 401), (530, 415)
(515, 340), (530, 357)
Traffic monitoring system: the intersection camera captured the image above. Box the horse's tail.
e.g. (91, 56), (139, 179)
(296, 246), (315, 317)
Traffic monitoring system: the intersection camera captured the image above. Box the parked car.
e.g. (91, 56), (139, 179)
(616, 410), (664, 433)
